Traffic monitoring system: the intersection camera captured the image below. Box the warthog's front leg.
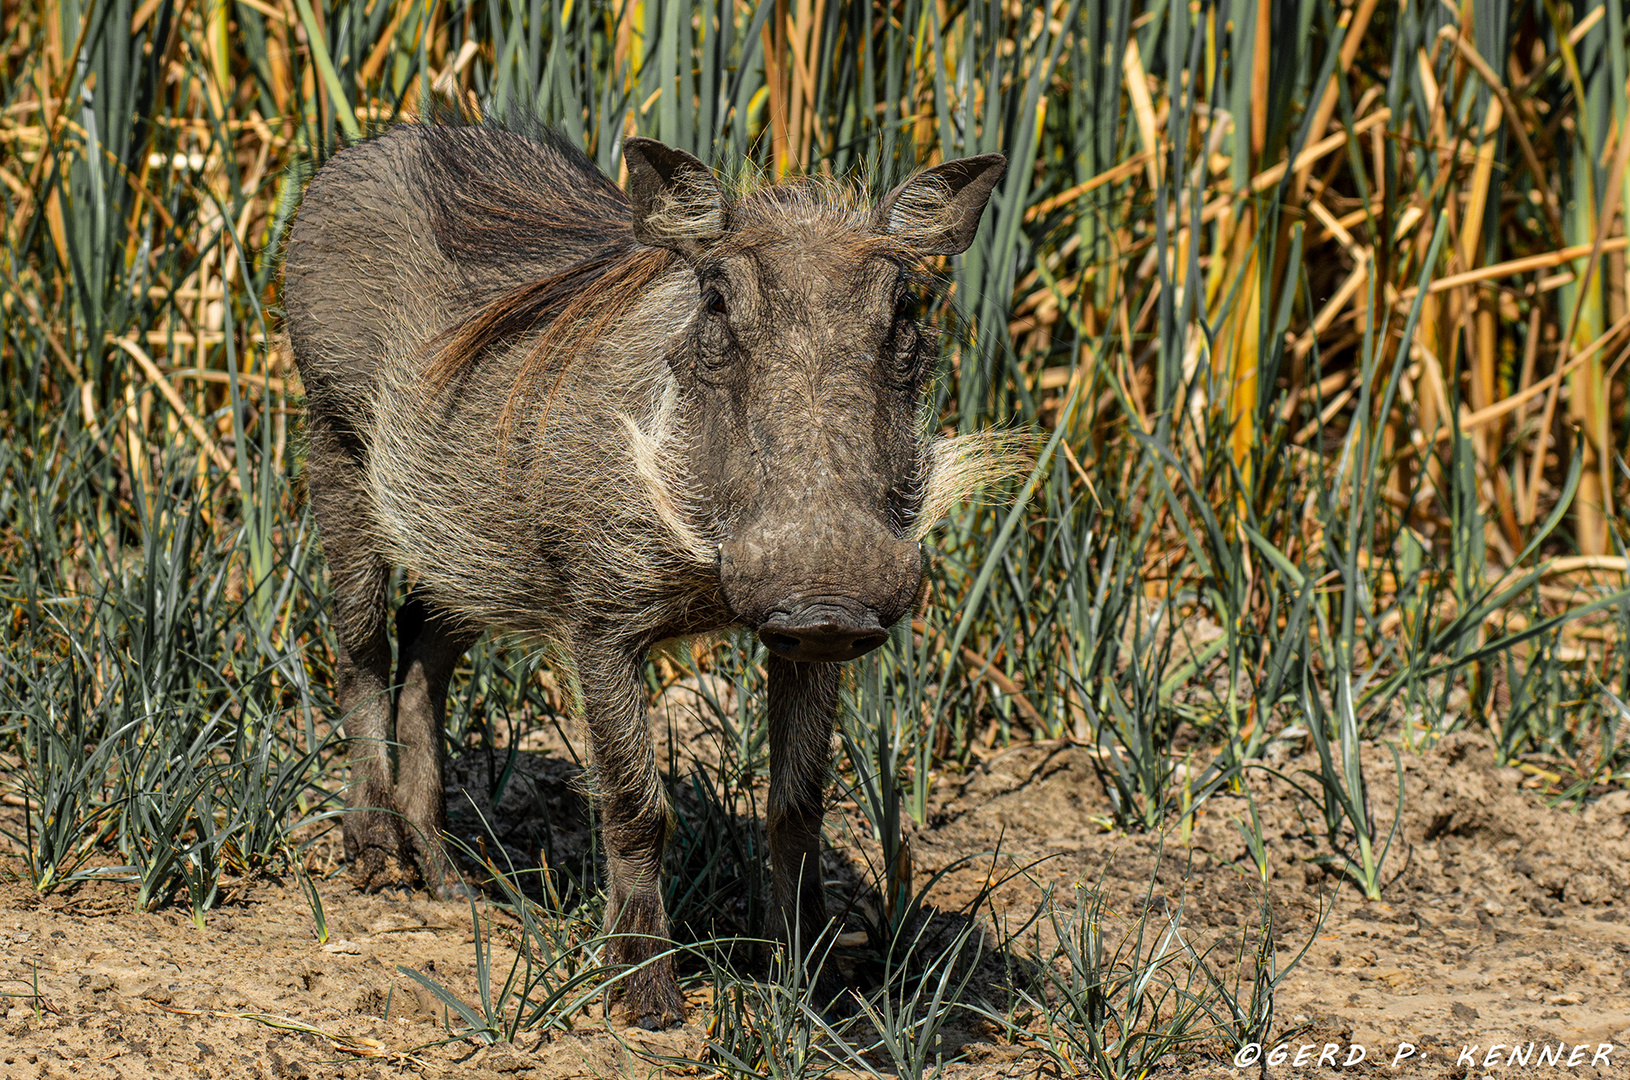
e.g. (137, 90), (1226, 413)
(575, 639), (684, 1029)
(766, 657), (840, 988)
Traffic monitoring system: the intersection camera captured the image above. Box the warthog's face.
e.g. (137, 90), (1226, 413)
(624, 139), (1005, 663)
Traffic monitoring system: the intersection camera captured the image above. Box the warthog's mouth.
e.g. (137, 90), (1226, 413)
(756, 602), (888, 663)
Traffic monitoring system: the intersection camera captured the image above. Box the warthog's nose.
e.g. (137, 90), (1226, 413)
(758, 604), (889, 663)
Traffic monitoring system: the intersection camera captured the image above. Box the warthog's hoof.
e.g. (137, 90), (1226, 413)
(621, 964), (686, 1030)
(343, 809), (416, 890)
(346, 843), (417, 894)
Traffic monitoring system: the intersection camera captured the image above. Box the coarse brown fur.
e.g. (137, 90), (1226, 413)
(280, 107), (1015, 1029)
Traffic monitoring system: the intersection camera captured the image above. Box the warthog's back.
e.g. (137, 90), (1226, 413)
(281, 120), (718, 637)
(283, 121), (633, 419)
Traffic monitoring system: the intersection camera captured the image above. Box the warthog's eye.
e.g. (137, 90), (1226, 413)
(886, 289), (925, 383)
(694, 287), (739, 374)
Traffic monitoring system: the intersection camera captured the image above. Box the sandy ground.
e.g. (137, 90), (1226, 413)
(2, 729), (1628, 1079)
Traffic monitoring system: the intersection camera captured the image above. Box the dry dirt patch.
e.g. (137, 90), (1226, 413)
(909, 731), (1630, 1077)
(2, 732), (1628, 1079)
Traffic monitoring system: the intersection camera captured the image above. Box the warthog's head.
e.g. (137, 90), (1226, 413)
(623, 139), (1009, 663)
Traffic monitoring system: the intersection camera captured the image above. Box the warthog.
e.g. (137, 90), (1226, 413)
(281, 110), (1012, 1027)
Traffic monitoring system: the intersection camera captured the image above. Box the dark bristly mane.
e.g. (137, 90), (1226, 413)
(425, 245), (676, 409)
(412, 114), (679, 426)
(413, 106), (630, 273)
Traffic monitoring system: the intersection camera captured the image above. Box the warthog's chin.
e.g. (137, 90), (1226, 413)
(755, 600), (889, 663)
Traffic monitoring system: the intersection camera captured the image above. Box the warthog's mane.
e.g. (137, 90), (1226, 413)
(424, 242), (678, 432)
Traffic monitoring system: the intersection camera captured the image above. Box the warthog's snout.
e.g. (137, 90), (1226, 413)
(719, 514), (923, 663)
(758, 601), (889, 662)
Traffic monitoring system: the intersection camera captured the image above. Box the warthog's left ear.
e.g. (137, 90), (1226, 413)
(622, 137), (728, 256)
(877, 153), (1007, 256)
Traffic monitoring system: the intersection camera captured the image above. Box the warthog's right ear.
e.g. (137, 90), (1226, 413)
(622, 137), (727, 256)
